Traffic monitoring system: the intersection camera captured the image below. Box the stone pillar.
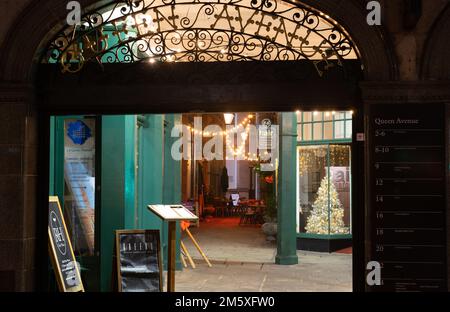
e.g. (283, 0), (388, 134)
(0, 82), (38, 291)
(275, 112), (299, 265)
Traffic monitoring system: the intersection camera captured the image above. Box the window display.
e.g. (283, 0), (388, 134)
(304, 172), (347, 235)
(297, 145), (351, 236)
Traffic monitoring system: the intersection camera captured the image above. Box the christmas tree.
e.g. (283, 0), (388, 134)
(305, 173), (348, 235)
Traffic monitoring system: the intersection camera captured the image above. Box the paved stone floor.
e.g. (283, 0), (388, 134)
(183, 217), (276, 263)
(172, 217), (352, 292)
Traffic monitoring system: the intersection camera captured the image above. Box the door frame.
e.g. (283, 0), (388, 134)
(49, 115), (102, 291)
(37, 60), (366, 291)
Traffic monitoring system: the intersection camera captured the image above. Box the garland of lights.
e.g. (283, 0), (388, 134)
(298, 145), (350, 175)
(186, 114), (259, 160)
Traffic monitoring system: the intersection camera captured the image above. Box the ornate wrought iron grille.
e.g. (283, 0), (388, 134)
(43, 0), (359, 75)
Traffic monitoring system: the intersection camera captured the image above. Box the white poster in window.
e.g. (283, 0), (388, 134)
(329, 167), (350, 190)
(329, 166), (350, 225)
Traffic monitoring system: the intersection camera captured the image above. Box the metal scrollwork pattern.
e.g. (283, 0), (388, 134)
(44, 0), (359, 74)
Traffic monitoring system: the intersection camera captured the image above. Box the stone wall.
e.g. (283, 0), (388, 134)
(381, 0), (449, 80)
(0, 0), (31, 47)
(0, 83), (37, 291)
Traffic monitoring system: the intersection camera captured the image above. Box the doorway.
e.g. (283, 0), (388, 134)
(37, 0), (366, 292)
(47, 108), (358, 291)
(49, 116), (101, 291)
(179, 112), (278, 265)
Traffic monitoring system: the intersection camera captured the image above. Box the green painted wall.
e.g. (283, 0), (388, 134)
(100, 115), (136, 291)
(137, 115), (164, 230)
(50, 114), (182, 292)
(49, 117), (56, 195)
(137, 114), (182, 271)
(52, 116), (73, 202)
(48, 116), (58, 292)
(162, 115), (182, 270)
(124, 116), (137, 229)
(276, 113), (299, 265)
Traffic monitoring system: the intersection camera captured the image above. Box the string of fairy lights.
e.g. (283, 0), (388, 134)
(183, 111), (353, 162)
(185, 114), (264, 161)
(298, 145), (350, 175)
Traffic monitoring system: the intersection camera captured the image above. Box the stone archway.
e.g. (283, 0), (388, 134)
(43, 0), (359, 76)
(421, 2), (450, 80)
(0, 0), (398, 291)
(0, 0), (398, 82)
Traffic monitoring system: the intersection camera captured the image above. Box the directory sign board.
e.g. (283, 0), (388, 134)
(368, 103), (447, 291)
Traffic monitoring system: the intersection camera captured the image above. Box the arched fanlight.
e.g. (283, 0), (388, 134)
(44, 0), (359, 74)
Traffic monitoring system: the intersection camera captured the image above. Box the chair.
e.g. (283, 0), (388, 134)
(239, 206), (257, 225)
(254, 205), (265, 224)
(214, 199), (228, 217)
(229, 194), (240, 216)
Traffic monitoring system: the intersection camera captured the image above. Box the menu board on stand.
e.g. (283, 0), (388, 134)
(148, 205), (199, 292)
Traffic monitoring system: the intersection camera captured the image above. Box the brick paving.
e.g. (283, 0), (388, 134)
(170, 217), (352, 292)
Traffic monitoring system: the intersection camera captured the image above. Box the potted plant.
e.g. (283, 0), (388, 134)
(255, 165), (277, 241)
(261, 194), (277, 241)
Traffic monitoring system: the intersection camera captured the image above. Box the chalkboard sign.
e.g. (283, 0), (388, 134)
(48, 196), (84, 292)
(114, 230), (162, 292)
(368, 103), (447, 292)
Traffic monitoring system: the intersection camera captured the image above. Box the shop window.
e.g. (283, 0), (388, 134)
(303, 123), (312, 141)
(296, 111), (353, 239)
(345, 120), (352, 139)
(323, 122), (333, 140)
(313, 123), (323, 141)
(333, 121), (342, 139)
(297, 111), (353, 142)
(296, 145), (351, 236)
(313, 111), (322, 121)
(297, 123), (302, 140)
(303, 113), (312, 123)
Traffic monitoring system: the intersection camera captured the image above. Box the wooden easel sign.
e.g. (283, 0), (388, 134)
(48, 196), (84, 292)
(114, 230), (163, 292)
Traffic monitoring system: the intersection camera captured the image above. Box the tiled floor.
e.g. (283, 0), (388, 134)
(173, 217), (352, 292)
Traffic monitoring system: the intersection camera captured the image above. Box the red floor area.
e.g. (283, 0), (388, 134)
(200, 216), (261, 228)
(196, 217), (352, 254)
(335, 247), (353, 254)
(201, 216), (239, 226)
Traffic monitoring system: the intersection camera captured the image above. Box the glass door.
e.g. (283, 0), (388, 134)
(52, 116), (101, 291)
